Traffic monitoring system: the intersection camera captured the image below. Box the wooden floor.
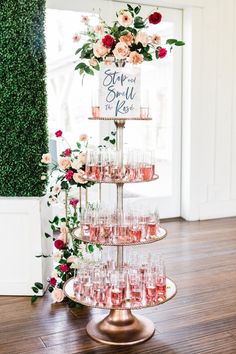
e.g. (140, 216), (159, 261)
(1, 218), (236, 354)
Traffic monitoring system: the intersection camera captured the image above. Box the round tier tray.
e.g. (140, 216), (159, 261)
(64, 277), (176, 311)
(85, 174), (159, 184)
(64, 278), (176, 345)
(88, 117), (152, 121)
(72, 226), (167, 246)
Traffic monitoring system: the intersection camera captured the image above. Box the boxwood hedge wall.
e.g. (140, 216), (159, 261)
(0, 0), (48, 196)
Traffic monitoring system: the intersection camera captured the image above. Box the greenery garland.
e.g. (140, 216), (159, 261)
(0, 0), (48, 196)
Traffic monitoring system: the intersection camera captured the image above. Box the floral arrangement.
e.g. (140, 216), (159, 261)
(31, 130), (116, 306)
(74, 4), (184, 75)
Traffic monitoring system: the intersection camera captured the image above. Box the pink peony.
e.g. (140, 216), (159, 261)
(55, 130), (63, 137)
(51, 288), (64, 303)
(129, 51), (144, 65)
(113, 42), (130, 59)
(69, 198), (79, 208)
(118, 11), (133, 27)
(41, 153), (52, 164)
(65, 170), (74, 181)
(93, 41), (109, 58)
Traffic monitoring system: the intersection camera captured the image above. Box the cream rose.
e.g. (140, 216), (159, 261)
(60, 224), (69, 235)
(41, 153), (52, 164)
(95, 24), (104, 35)
(151, 34), (161, 45)
(52, 184), (61, 195)
(67, 255), (79, 263)
(51, 288), (64, 303)
(118, 11), (133, 27)
(89, 57), (98, 67)
(71, 159), (82, 171)
(58, 157), (71, 170)
(79, 152), (87, 165)
(135, 31), (149, 47)
(53, 252), (62, 263)
(58, 232), (67, 244)
(93, 41), (109, 58)
(129, 51), (144, 65)
(113, 42), (130, 59)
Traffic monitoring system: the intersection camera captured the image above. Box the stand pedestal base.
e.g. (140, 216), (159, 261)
(86, 309), (155, 346)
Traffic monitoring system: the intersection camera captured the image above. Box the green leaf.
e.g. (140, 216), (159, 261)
(84, 66), (94, 75)
(120, 30), (129, 36)
(76, 142), (81, 149)
(103, 136), (110, 141)
(175, 40), (185, 46)
(166, 39), (177, 45)
(109, 139), (116, 145)
(88, 244), (94, 253)
(35, 282), (43, 290)
(44, 232), (51, 238)
(31, 295), (38, 304)
(127, 4), (134, 11)
(111, 131), (116, 136)
(134, 5), (141, 14)
(93, 64), (100, 71)
(75, 47), (83, 55)
(75, 62), (86, 70)
(32, 286), (39, 294)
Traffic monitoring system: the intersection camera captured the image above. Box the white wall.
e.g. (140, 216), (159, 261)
(181, 0), (236, 220)
(47, 0), (236, 221)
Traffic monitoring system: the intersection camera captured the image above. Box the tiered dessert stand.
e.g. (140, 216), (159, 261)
(64, 117), (177, 346)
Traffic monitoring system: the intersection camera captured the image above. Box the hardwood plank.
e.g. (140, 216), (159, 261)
(0, 217), (236, 354)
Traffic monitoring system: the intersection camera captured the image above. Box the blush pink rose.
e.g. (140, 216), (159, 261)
(113, 42), (130, 59)
(120, 32), (134, 46)
(129, 51), (144, 65)
(51, 288), (64, 303)
(79, 134), (88, 141)
(89, 57), (98, 67)
(95, 24), (104, 35)
(67, 255), (79, 263)
(59, 157), (71, 170)
(93, 41), (109, 58)
(71, 159), (82, 170)
(73, 170), (87, 184)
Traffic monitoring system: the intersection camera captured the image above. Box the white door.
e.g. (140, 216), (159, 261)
(46, 0), (183, 218)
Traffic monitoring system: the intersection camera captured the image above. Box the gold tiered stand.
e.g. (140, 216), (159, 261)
(64, 117), (177, 346)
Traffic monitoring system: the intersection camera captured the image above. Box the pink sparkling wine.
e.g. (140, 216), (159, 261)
(147, 223), (157, 237)
(131, 287), (142, 303)
(85, 165), (94, 179)
(141, 166), (154, 181)
(145, 285), (157, 302)
(81, 223), (90, 238)
(118, 225), (129, 242)
(130, 229), (142, 242)
(111, 288), (123, 306)
(90, 225), (100, 242)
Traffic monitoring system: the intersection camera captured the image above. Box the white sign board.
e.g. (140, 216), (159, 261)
(99, 64), (140, 118)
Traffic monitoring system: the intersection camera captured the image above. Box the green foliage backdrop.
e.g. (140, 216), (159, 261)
(0, 0), (48, 196)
